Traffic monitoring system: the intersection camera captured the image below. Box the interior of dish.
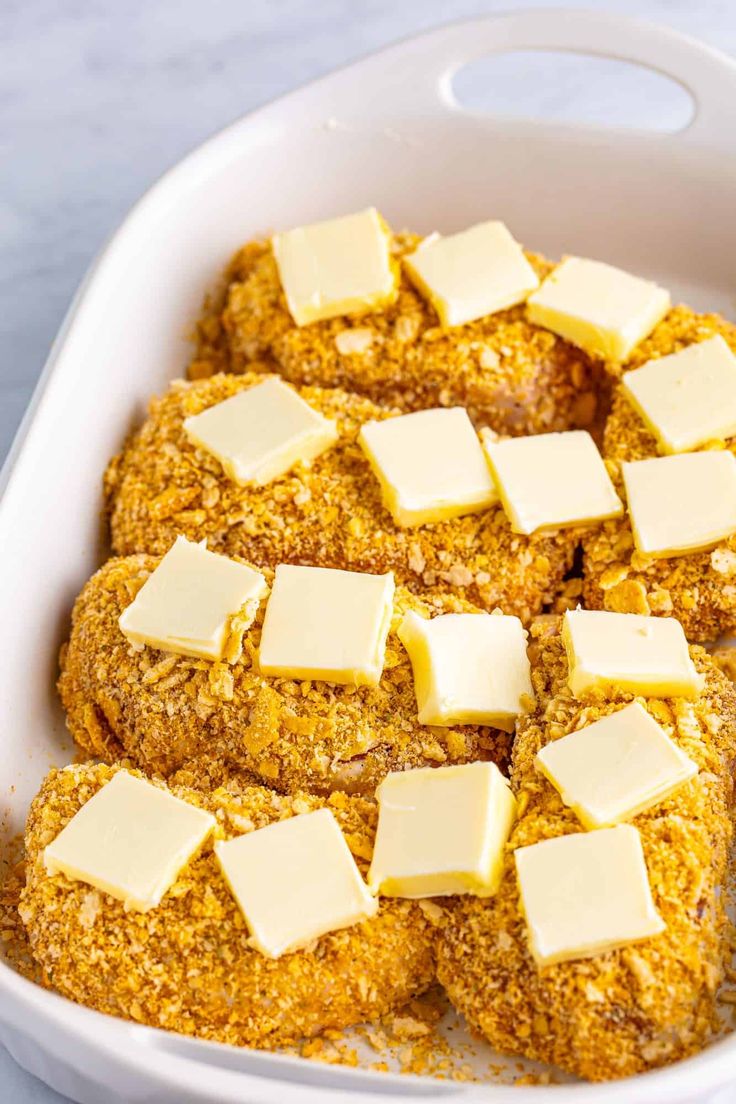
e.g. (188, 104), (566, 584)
(4, 205), (736, 1093)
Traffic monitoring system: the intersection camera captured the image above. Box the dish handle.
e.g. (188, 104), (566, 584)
(366, 8), (736, 146)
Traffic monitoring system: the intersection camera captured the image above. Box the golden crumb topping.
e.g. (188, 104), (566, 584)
(606, 303), (736, 379)
(190, 234), (603, 437)
(58, 554), (512, 795)
(438, 619), (736, 1081)
(19, 763), (436, 1048)
(584, 309), (736, 640)
(106, 373), (578, 621)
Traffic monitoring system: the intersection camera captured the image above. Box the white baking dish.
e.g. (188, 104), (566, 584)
(3, 9), (736, 1103)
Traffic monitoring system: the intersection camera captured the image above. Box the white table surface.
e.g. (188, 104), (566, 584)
(3, 0), (736, 1099)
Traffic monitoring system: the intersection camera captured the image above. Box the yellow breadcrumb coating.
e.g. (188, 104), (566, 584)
(712, 646), (736, 688)
(190, 235), (603, 437)
(58, 555), (512, 795)
(584, 308), (736, 641)
(438, 619), (736, 1082)
(605, 303), (736, 378)
(105, 373), (578, 622)
(19, 763), (437, 1047)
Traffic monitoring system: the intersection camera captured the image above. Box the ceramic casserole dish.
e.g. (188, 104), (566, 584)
(3, 9), (736, 1103)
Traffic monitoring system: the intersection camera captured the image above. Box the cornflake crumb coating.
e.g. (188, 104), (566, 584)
(19, 763), (437, 1047)
(584, 309), (736, 641)
(105, 373), (578, 622)
(437, 618), (736, 1081)
(58, 555), (513, 795)
(604, 304), (736, 379)
(0, 848), (488, 1082)
(189, 235), (603, 437)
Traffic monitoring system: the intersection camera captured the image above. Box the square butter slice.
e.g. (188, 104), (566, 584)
(258, 564), (394, 687)
(562, 608), (701, 698)
(535, 701), (698, 829)
(482, 430), (622, 535)
(398, 610), (532, 730)
(183, 377), (338, 486)
(622, 451), (736, 558)
(44, 770), (215, 912)
(359, 408), (497, 528)
(119, 536), (267, 661)
(621, 336), (736, 454)
(272, 207), (397, 326)
(215, 808), (377, 958)
(515, 825), (665, 967)
(368, 762), (517, 898)
(527, 257), (670, 361)
(403, 220), (539, 328)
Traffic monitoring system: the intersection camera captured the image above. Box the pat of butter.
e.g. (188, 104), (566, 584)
(183, 378), (338, 486)
(562, 608), (701, 699)
(119, 536), (267, 661)
(622, 451), (736, 558)
(527, 257), (670, 361)
(398, 610), (532, 730)
(368, 762), (517, 898)
(621, 336), (736, 454)
(515, 825), (665, 967)
(403, 221), (539, 327)
(44, 771), (215, 912)
(258, 563), (394, 687)
(482, 430), (622, 535)
(272, 207), (397, 326)
(215, 808), (377, 958)
(535, 701), (698, 829)
(359, 408), (498, 528)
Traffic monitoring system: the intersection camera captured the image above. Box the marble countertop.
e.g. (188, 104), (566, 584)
(3, 0), (736, 1099)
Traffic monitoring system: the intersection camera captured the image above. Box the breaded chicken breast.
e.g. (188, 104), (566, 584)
(438, 618), (736, 1081)
(20, 763), (437, 1048)
(58, 555), (512, 795)
(105, 374), (579, 622)
(584, 308), (736, 641)
(189, 234), (603, 437)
